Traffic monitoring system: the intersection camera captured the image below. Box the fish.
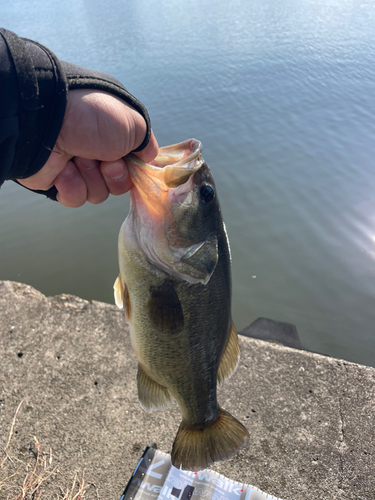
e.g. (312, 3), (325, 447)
(114, 139), (249, 471)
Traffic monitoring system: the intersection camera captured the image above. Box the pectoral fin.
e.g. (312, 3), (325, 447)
(114, 275), (125, 309)
(114, 275), (131, 321)
(137, 364), (172, 411)
(148, 281), (184, 334)
(217, 323), (240, 385)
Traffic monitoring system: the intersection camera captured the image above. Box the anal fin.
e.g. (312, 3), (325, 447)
(137, 364), (172, 411)
(217, 322), (240, 385)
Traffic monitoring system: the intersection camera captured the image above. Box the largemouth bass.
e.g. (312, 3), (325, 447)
(114, 139), (249, 471)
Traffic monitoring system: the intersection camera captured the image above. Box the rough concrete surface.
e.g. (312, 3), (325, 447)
(0, 280), (374, 500)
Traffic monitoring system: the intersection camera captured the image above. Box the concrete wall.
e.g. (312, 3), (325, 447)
(0, 281), (374, 499)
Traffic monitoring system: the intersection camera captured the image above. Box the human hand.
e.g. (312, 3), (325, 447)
(17, 89), (159, 207)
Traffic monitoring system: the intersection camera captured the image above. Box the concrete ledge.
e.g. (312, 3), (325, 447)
(0, 280), (374, 499)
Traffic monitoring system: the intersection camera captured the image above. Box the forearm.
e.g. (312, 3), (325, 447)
(0, 29), (67, 186)
(0, 29), (151, 200)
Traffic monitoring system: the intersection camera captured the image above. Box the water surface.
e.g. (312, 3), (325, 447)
(2, 0), (375, 366)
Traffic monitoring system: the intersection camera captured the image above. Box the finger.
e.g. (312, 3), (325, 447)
(54, 161), (87, 208)
(133, 130), (159, 163)
(74, 157), (109, 204)
(100, 158), (132, 196)
(17, 148), (72, 191)
(58, 91), (156, 161)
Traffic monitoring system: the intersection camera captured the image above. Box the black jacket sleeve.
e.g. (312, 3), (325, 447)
(0, 28), (151, 200)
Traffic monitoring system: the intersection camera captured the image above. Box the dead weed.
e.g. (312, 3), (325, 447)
(0, 401), (98, 500)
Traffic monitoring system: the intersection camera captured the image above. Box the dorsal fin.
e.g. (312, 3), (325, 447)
(217, 322), (240, 385)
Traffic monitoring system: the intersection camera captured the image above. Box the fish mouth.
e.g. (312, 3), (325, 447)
(124, 139), (204, 218)
(128, 138), (203, 170)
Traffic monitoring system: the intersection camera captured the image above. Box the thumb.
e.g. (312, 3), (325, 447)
(132, 130), (159, 163)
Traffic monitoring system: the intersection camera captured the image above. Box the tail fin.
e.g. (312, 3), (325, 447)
(171, 408), (249, 471)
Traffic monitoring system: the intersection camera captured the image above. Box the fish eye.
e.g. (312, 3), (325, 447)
(200, 184), (215, 203)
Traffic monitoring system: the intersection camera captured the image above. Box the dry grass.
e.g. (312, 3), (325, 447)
(0, 401), (98, 500)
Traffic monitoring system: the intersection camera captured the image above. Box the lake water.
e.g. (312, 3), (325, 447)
(2, 0), (375, 367)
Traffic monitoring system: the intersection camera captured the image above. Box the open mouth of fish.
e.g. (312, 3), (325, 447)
(128, 138), (203, 171)
(125, 139), (204, 211)
(124, 138), (205, 240)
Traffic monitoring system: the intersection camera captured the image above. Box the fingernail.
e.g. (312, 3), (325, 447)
(104, 162), (126, 181)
